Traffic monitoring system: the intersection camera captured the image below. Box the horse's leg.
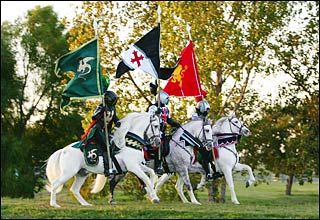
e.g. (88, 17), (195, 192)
(178, 167), (201, 205)
(234, 163), (255, 187)
(154, 173), (173, 193)
(109, 174), (125, 205)
(50, 172), (76, 207)
(70, 174), (92, 206)
(175, 174), (190, 203)
(221, 167), (240, 204)
(140, 164), (158, 189)
(188, 164), (206, 191)
(127, 164), (159, 203)
(50, 149), (82, 208)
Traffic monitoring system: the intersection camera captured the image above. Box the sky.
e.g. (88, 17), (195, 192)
(1, 1), (294, 103)
(1, 1), (82, 23)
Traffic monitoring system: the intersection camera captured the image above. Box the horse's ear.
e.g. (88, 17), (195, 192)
(206, 119), (212, 125)
(229, 111), (236, 118)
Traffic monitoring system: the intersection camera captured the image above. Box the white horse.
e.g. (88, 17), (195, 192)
(154, 112), (255, 205)
(45, 112), (161, 207)
(154, 119), (214, 205)
(210, 112), (255, 204)
(91, 119), (214, 205)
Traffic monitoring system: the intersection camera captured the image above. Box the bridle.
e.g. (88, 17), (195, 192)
(214, 116), (245, 138)
(228, 116), (246, 135)
(174, 119), (214, 151)
(143, 115), (161, 147)
(213, 116), (247, 169)
(197, 120), (214, 151)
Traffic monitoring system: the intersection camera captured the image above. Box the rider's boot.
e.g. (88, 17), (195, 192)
(154, 156), (164, 175)
(101, 151), (111, 177)
(211, 163), (224, 179)
(202, 162), (214, 181)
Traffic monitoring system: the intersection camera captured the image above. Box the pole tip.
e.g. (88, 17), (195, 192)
(157, 5), (161, 15)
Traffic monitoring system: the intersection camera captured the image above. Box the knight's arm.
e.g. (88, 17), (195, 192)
(92, 104), (104, 120)
(167, 117), (181, 128)
(95, 123), (108, 147)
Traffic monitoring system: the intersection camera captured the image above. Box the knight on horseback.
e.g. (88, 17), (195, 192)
(80, 90), (120, 177)
(191, 99), (220, 181)
(147, 90), (180, 175)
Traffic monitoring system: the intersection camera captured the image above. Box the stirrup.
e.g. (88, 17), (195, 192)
(155, 167), (164, 175)
(206, 173), (214, 181)
(212, 172), (224, 179)
(104, 168), (116, 177)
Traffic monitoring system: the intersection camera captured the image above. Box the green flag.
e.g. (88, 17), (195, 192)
(55, 38), (108, 110)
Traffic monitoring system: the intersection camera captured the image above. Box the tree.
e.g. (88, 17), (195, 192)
(239, 1), (319, 195)
(0, 6), (81, 197)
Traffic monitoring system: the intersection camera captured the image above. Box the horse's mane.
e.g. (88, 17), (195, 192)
(183, 118), (213, 129)
(213, 117), (228, 127)
(112, 112), (155, 149)
(119, 112), (151, 122)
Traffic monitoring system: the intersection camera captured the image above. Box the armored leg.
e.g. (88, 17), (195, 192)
(154, 148), (163, 175)
(98, 145), (111, 177)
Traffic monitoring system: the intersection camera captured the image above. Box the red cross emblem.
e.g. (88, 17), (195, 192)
(131, 50), (144, 67)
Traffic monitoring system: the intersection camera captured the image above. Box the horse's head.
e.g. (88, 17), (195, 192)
(144, 114), (161, 148)
(226, 112), (251, 136)
(201, 119), (214, 150)
(187, 119), (214, 150)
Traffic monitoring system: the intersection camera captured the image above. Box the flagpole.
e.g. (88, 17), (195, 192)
(186, 23), (203, 101)
(157, 5), (162, 168)
(186, 23), (192, 41)
(94, 18), (114, 176)
(157, 5), (161, 109)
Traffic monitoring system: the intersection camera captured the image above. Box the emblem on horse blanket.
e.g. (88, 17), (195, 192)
(81, 142), (103, 166)
(71, 141), (105, 167)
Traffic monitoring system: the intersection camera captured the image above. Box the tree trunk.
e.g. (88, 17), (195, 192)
(208, 179), (220, 203)
(219, 177), (227, 203)
(214, 69), (223, 97)
(285, 174), (294, 195)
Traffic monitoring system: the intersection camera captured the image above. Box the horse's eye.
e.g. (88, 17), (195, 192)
(154, 125), (158, 129)
(205, 129), (209, 133)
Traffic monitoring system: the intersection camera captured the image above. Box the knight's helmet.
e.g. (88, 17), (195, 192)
(196, 100), (210, 117)
(158, 91), (170, 105)
(104, 90), (118, 106)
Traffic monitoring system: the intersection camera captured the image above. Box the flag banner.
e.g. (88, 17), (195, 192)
(163, 40), (206, 98)
(116, 25), (170, 80)
(55, 38), (106, 109)
(195, 89), (208, 102)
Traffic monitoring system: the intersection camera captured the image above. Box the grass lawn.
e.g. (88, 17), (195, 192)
(1, 179), (319, 219)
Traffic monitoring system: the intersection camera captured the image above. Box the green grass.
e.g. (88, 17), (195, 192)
(1, 180), (319, 219)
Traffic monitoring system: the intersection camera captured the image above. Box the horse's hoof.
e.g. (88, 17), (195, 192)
(193, 202), (202, 205)
(246, 181), (250, 188)
(233, 201), (240, 205)
(109, 200), (117, 205)
(82, 203), (93, 206)
(51, 204), (61, 208)
(152, 198), (160, 204)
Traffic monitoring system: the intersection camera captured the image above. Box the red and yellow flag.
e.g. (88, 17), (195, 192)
(163, 40), (207, 99)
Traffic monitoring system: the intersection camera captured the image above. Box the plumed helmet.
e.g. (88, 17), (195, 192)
(196, 100), (210, 116)
(158, 91), (170, 105)
(104, 90), (118, 106)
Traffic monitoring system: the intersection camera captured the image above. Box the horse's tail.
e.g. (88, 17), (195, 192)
(45, 149), (63, 193)
(90, 174), (107, 194)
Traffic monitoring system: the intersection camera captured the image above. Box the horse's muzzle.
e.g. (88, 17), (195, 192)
(150, 136), (161, 148)
(242, 128), (251, 136)
(204, 140), (214, 151)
